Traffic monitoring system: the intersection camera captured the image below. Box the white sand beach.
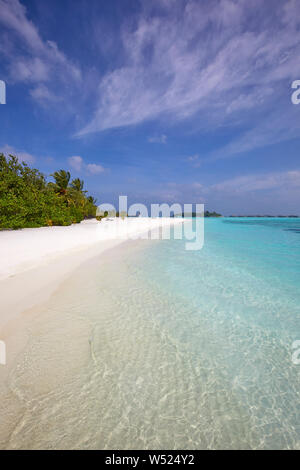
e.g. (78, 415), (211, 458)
(0, 217), (187, 280)
(0, 217), (187, 327)
(0, 217), (190, 359)
(0, 216), (199, 449)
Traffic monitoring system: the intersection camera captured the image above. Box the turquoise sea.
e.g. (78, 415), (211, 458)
(2, 218), (300, 449)
(127, 217), (300, 449)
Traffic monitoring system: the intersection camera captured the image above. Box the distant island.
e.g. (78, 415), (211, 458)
(228, 215), (299, 218)
(204, 211), (222, 217)
(175, 211), (222, 218)
(175, 212), (299, 218)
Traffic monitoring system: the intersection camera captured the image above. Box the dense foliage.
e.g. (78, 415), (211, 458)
(204, 211), (222, 217)
(0, 153), (97, 230)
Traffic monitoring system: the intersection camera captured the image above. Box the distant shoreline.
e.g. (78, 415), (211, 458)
(227, 215), (300, 218)
(174, 215), (300, 218)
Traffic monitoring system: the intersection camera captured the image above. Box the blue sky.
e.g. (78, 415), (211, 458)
(0, 0), (300, 215)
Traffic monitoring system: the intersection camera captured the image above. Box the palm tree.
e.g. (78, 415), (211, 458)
(51, 170), (70, 195)
(71, 178), (86, 193)
(87, 196), (97, 205)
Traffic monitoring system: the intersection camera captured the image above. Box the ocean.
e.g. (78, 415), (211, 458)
(2, 218), (300, 449)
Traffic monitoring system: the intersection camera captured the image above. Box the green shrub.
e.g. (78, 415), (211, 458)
(0, 153), (98, 230)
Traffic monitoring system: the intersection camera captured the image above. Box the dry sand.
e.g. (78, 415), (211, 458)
(0, 216), (187, 333)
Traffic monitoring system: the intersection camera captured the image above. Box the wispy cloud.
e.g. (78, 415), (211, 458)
(149, 168), (300, 214)
(186, 154), (201, 167)
(2, 0), (300, 167)
(0, 0), (81, 105)
(68, 156), (83, 172)
(211, 170), (300, 193)
(30, 84), (62, 104)
(77, 0), (300, 147)
(206, 104), (300, 163)
(148, 134), (167, 144)
(0, 144), (36, 164)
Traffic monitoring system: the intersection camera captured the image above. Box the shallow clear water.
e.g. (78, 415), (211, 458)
(2, 218), (300, 449)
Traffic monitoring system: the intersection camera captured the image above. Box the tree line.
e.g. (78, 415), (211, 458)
(0, 153), (97, 230)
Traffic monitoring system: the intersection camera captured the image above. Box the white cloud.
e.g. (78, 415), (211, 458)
(150, 168), (300, 214)
(77, 0), (300, 159)
(212, 171), (300, 193)
(148, 134), (167, 144)
(206, 104), (300, 163)
(68, 156), (83, 172)
(10, 58), (49, 83)
(0, 0), (44, 51)
(0, 0), (81, 104)
(67, 156), (105, 175)
(30, 84), (60, 103)
(187, 154), (199, 162)
(156, 168), (300, 199)
(0, 144), (35, 164)
(186, 154), (201, 168)
(86, 163), (105, 175)
(1, 0), (300, 163)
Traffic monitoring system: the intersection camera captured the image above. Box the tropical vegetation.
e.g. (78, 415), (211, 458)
(0, 153), (97, 230)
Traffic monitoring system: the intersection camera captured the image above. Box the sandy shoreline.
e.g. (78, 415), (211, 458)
(0, 217), (187, 336)
(0, 235), (179, 449)
(0, 217), (187, 280)
(0, 217), (188, 448)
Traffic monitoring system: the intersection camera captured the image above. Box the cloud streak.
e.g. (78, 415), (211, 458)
(150, 168), (300, 214)
(148, 134), (167, 144)
(78, 0), (300, 154)
(0, 0), (81, 104)
(2, 0), (300, 170)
